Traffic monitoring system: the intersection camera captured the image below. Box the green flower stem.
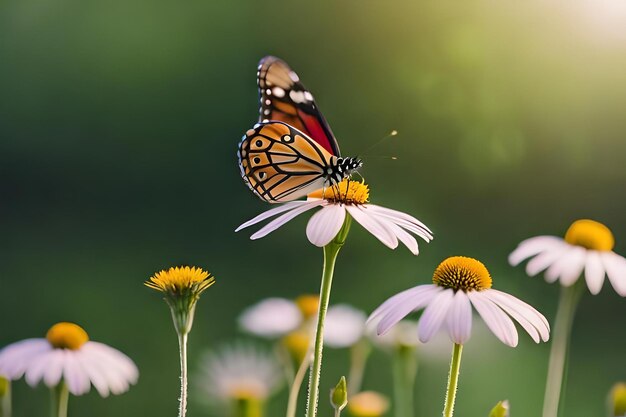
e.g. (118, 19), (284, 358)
(305, 215), (352, 417)
(50, 383), (69, 417)
(287, 353), (312, 417)
(542, 282), (585, 417)
(178, 332), (189, 417)
(392, 345), (417, 417)
(442, 343), (464, 417)
(348, 339), (371, 396)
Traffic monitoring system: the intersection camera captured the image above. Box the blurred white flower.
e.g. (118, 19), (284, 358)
(239, 298), (302, 338)
(0, 322), (138, 397)
(197, 342), (283, 404)
(509, 219), (626, 295)
(366, 319), (420, 349)
(369, 257), (550, 347)
(324, 304), (367, 348)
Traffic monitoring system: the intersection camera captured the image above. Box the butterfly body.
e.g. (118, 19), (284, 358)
(238, 56), (361, 203)
(238, 122), (362, 203)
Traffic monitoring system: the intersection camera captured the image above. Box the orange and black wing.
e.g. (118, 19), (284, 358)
(238, 121), (336, 203)
(257, 56), (341, 157)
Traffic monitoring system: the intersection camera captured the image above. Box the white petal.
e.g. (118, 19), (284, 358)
(365, 204), (433, 234)
(374, 286), (442, 335)
(235, 201), (314, 232)
(468, 291), (519, 347)
(368, 285), (438, 325)
(417, 289), (455, 343)
(79, 343), (138, 396)
(42, 350), (65, 387)
(602, 251), (626, 296)
(445, 291), (472, 344)
(345, 205), (398, 249)
(374, 216), (420, 255)
(509, 236), (564, 266)
(554, 246), (586, 286)
(0, 339), (51, 379)
(584, 250), (605, 295)
(62, 351), (91, 395)
(239, 298), (301, 338)
(306, 204), (346, 247)
(250, 200), (324, 240)
(365, 205), (433, 242)
(484, 290), (550, 343)
(525, 242), (569, 277)
(25, 349), (58, 387)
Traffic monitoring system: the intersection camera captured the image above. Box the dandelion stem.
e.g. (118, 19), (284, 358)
(392, 345), (417, 417)
(305, 215), (352, 417)
(50, 383), (69, 417)
(178, 332), (189, 417)
(442, 343), (463, 417)
(287, 352), (312, 417)
(542, 282), (584, 417)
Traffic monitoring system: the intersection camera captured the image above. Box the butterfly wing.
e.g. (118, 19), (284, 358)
(238, 121), (336, 203)
(257, 56), (341, 157)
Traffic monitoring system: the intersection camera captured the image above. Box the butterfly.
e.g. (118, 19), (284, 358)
(238, 56), (362, 203)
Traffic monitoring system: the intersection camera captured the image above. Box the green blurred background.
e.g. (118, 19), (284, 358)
(2, 0), (626, 416)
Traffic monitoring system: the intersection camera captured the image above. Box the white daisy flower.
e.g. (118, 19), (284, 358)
(0, 322), (138, 397)
(236, 179), (433, 255)
(239, 298), (302, 338)
(239, 295), (319, 339)
(369, 256), (550, 347)
(509, 219), (626, 296)
(196, 342), (283, 408)
(324, 304), (367, 348)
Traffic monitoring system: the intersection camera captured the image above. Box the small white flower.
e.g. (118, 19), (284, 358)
(239, 298), (302, 338)
(236, 180), (433, 255)
(197, 342), (283, 404)
(324, 304), (367, 348)
(0, 322), (138, 397)
(369, 257), (550, 347)
(509, 219), (626, 295)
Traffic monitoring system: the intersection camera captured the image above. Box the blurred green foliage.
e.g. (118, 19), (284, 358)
(2, 1), (626, 416)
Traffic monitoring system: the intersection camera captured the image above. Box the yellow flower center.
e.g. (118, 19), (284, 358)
(46, 322), (89, 350)
(295, 294), (319, 319)
(432, 256), (492, 292)
(145, 266), (215, 294)
(309, 179), (369, 205)
(564, 219), (614, 251)
(282, 330), (310, 364)
(348, 391), (390, 417)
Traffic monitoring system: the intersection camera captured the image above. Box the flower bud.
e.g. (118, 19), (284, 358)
(331, 376), (348, 413)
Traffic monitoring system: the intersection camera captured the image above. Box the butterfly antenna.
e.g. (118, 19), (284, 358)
(359, 129), (399, 158)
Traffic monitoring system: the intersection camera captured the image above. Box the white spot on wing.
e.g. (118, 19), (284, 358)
(272, 87), (285, 98)
(266, 89), (272, 95)
(289, 71), (300, 82)
(265, 99), (271, 105)
(304, 91), (314, 101)
(289, 90), (305, 103)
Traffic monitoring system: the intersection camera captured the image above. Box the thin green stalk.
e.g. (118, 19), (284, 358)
(178, 332), (189, 417)
(50, 383), (69, 417)
(348, 339), (371, 396)
(287, 352), (312, 417)
(542, 282), (585, 417)
(442, 343), (463, 417)
(392, 345), (417, 417)
(305, 215), (352, 417)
